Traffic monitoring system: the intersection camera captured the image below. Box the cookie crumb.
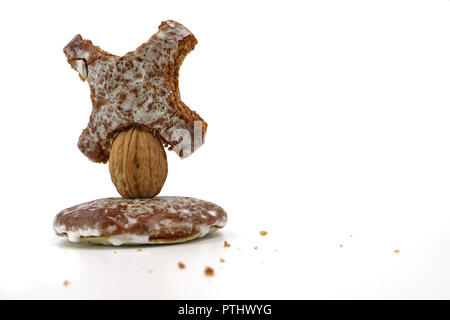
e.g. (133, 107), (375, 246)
(113, 251), (118, 254)
(63, 280), (70, 287)
(254, 246), (258, 250)
(148, 269), (153, 274)
(178, 262), (186, 269)
(393, 249), (400, 254)
(274, 249), (278, 253)
(350, 234), (353, 237)
(204, 266), (214, 276)
(339, 244), (343, 248)
(220, 258), (225, 263)
(260, 231), (268, 236)
(137, 248), (143, 252)
(224, 241), (231, 247)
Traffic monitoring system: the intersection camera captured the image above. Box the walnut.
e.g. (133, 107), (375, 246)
(109, 127), (168, 198)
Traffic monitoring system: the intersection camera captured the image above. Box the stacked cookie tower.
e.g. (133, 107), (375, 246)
(53, 21), (227, 246)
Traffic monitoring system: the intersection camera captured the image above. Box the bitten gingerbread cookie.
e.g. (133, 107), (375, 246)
(64, 20), (207, 163)
(53, 197), (227, 245)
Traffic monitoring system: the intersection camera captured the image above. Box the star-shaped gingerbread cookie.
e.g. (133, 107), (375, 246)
(64, 20), (207, 163)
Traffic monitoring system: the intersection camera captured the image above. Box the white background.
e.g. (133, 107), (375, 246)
(1, 0), (450, 299)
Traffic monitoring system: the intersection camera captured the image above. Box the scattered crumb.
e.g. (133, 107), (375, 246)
(237, 248), (242, 250)
(224, 241), (231, 247)
(178, 262), (186, 269)
(260, 261), (264, 264)
(220, 258), (225, 263)
(137, 248), (143, 252)
(350, 234), (353, 237)
(63, 280), (70, 287)
(204, 266), (214, 276)
(260, 231), (268, 236)
(113, 251), (118, 254)
(254, 246), (258, 250)
(148, 269), (153, 274)
(274, 249), (278, 253)
(393, 249), (400, 254)
(339, 244), (343, 248)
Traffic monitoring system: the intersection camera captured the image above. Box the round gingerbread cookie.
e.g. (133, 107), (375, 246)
(53, 197), (227, 245)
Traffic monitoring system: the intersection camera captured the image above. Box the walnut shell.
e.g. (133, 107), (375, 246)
(109, 127), (168, 198)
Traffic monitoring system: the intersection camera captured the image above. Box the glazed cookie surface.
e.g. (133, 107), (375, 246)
(64, 20), (207, 163)
(53, 197), (227, 245)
